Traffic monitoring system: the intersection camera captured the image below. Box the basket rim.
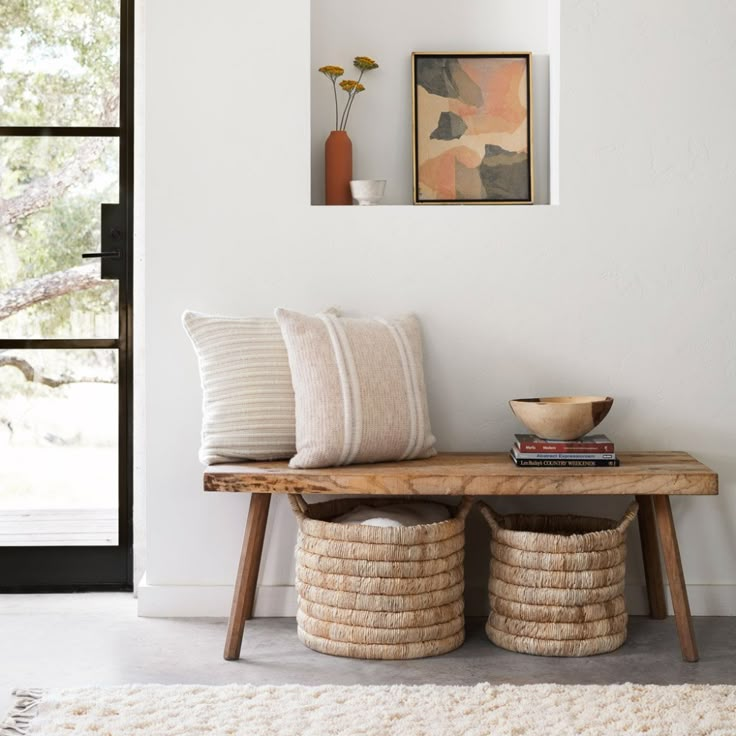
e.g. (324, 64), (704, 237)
(289, 495), (474, 538)
(479, 502), (638, 549)
(298, 530), (466, 562)
(495, 512), (618, 533)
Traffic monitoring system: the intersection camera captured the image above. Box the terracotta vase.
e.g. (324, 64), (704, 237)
(324, 130), (353, 205)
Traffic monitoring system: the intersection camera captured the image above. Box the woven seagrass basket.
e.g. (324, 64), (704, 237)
(288, 494), (474, 660)
(480, 501), (638, 657)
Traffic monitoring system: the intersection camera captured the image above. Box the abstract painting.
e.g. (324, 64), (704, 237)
(412, 53), (533, 204)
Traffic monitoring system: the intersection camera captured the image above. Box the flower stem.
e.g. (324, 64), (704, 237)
(338, 98), (348, 131)
(338, 91), (350, 131)
(343, 92), (357, 131)
(331, 79), (339, 131)
(342, 70), (364, 132)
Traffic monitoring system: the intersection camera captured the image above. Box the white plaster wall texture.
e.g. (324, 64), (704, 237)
(142, 0), (736, 616)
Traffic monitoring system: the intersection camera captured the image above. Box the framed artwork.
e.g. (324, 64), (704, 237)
(412, 52), (533, 205)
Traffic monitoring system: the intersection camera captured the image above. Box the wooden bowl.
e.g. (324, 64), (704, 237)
(509, 396), (614, 441)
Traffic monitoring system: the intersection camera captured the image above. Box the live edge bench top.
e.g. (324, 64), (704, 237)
(204, 451), (718, 497)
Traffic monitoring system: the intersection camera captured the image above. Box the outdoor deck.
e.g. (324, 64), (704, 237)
(0, 508), (117, 546)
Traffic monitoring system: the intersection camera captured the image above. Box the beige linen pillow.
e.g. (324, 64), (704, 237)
(183, 310), (298, 465)
(275, 308), (437, 468)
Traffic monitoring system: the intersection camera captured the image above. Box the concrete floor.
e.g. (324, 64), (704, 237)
(1, 594), (735, 716)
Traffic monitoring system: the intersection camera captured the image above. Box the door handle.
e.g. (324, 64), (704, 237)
(82, 204), (125, 280)
(82, 250), (121, 259)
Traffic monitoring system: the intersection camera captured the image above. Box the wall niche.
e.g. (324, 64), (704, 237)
(310, 0), (560, 206)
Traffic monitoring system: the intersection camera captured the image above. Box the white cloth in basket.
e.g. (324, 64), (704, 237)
(332, 502), (451, 528)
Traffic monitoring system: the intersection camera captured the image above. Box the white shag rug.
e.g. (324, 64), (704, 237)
(2, 683), (735, 736)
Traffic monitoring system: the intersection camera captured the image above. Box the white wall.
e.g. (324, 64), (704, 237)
(140, 0), (736, 617)
(310, 0), (552, 205)
(133, 0), (147, 593)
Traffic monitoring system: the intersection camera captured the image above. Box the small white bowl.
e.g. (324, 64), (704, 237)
(350, 179), (386, 206)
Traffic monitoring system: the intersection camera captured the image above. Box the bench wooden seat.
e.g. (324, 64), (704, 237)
(204, 451), (718, 662)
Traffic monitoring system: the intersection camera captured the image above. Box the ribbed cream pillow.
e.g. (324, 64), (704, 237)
(183, 310), (298, 465)
(275, 308), (437, 469)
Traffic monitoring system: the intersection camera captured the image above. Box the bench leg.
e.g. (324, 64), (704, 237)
(652, 495), (698, 662)
(635, 495), (667, 619)
(224, 493), (272, 661)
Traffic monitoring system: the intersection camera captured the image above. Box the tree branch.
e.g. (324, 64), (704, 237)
(0, 93), (120, 227)
(0, 138), (108, 227)
(0, 264), (103, 322)
(0, 356), (116, 387)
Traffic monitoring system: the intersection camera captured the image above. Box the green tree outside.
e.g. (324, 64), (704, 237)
(1, 1), (122, 513)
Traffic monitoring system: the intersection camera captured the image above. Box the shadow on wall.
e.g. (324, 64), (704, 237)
(262, 495), (301, 586)
(705, 452), (736, 583)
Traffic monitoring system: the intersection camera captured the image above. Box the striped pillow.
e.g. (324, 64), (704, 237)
(183, 310), (298, 465)
(275, 309), (437, 468)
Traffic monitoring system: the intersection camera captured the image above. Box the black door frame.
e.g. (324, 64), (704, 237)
(0, 0), (134, 591)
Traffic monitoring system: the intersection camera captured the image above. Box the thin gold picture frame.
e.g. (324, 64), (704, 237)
(411, 52), (534, 205)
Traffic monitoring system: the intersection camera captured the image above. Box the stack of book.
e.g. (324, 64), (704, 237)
(510, 434), (619, 467)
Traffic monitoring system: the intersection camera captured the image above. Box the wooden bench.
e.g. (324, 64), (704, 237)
(204, 451), (718, 662)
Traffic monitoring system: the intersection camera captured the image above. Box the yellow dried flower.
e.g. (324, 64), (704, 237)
(353, 56), (379, 71)
(318, 65), (344, 79)
(321, 56), (377, 131)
